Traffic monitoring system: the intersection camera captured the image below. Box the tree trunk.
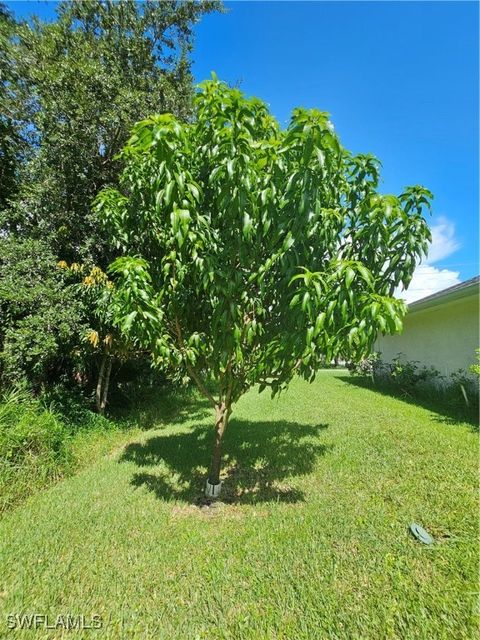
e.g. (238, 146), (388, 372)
(99, 357), (113, 415)
(208, 402), (230, 486)
(96, 354), (112, 415)
(95, 354), (107, 414)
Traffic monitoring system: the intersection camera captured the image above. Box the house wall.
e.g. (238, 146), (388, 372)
(374, 294), (479, 377)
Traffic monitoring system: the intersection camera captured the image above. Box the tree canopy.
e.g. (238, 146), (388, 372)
(1, 0), (219, 263)
(0, 0), (220, 398)
(96, 76), (432, 491)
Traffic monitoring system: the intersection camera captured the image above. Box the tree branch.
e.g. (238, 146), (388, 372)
(174, 316), (217, 408)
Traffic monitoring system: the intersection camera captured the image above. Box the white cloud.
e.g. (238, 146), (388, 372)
(427, 216), (460, 263)
(397, 216), (461, 303)
(399, 264), (460, 304)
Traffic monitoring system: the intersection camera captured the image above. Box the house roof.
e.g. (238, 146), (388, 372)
(408, 275), (480, 313)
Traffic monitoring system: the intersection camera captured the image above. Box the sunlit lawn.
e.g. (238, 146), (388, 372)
(0, 371), (477, 639)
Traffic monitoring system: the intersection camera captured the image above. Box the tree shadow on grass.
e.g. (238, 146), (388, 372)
(341, 375), (479, 431)
(120, 419), (330, 505)
(112, 389), (212, 431)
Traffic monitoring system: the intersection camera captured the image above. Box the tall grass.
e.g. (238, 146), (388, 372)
(0, 386), (132, 514)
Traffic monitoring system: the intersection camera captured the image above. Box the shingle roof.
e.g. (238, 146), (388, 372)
(408, 275), (479, 313)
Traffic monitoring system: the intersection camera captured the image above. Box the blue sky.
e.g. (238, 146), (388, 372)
(7, 1), (479, 300)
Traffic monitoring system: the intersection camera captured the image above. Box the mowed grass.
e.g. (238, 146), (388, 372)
(0, 371), (477, 639)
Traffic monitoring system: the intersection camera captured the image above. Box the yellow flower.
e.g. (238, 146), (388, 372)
(57, 260), (68, 269)
(91, 266), (105, 278)
(87, 330), (99, 348)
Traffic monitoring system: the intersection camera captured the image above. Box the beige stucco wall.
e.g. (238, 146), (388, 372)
(374, 294), (479, 377)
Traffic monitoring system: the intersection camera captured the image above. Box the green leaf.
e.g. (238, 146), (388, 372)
(176, 172), (185, 194)
(283, 233), (294, 252)
(315, 148), (325, 167)
(384, 300), (395, 319)
(357, 265), (372, 285)
(306, 326), (314, 346)
(189, 183), (200, 202)
(348, 326), (358, 346)
(289, 294), (300, 309)
(301, 291), (310, 312)
(123, 311), (137, 332)
(243, 213), (253, 238)
(370, 302), (380, 319)
(314, 312), (326, 336)
(164, 181), (175, 206)
(345, 267), (355, 288)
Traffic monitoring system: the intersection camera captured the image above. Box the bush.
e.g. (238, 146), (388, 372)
(386, 353), (441, 393)
(450, 368), (479, 410)
(0, 238), (85, 390)
(350, 352), (441, 392)
(347, 352), (381, 378)
(469, 349), (480, 377)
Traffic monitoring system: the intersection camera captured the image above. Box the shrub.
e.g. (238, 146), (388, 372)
(469, 349), (480, 377)
(0, 238), (85, 390)
(387, 353), (441, 393)
(347, 352), (381, 378)
(450, 367), (479, 409)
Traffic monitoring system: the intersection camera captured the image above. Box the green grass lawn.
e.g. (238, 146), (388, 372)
(0, 371), (477, 639)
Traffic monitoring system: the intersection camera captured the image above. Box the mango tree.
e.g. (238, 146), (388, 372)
(95, 76), (432, 497)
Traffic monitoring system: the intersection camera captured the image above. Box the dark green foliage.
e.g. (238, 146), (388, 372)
(449, 367), (479, 413)
(1, 0), (219, 264)
(0, 3), (24, 210)
(0, 0), (220, 400)
(387, 353), (441, 391)
(0, 238), (85, 389)
(0, 386), (67, 465)
(0, 386), (71, 511)
(347, 352), (381, 377)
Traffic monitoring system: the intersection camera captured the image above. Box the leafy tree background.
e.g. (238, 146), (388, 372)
(0, 0), (220, 398)
(0, 3), (23, 211)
